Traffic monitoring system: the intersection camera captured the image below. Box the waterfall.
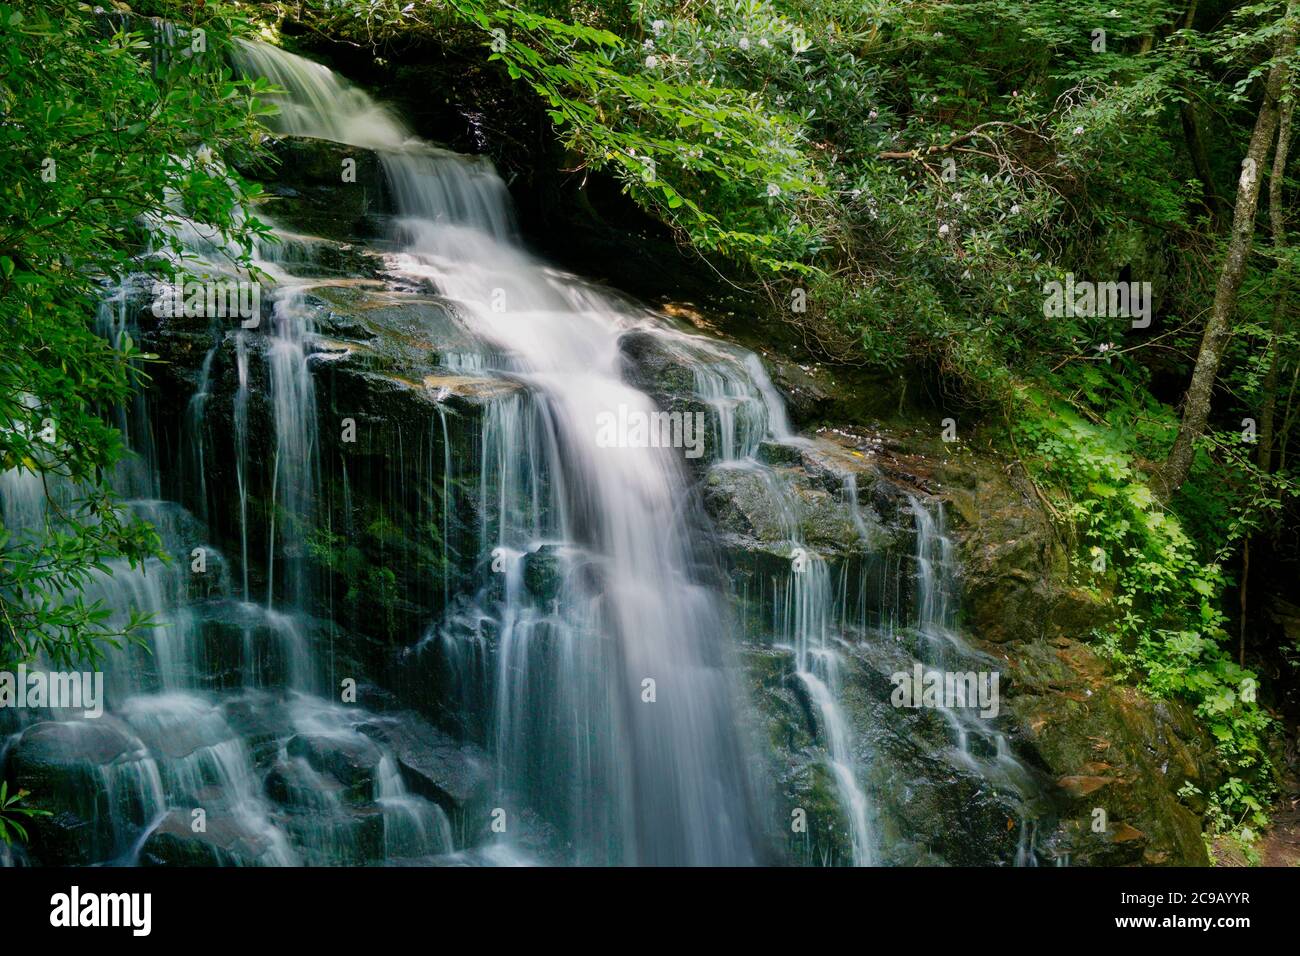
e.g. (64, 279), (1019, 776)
(785, 555), (873, 865)
(0, 37), (1056, 868)
(231, 43), (772, 864)
(263, 286), (321, 617)
(229, 40), (781, 864)
(0, 53), (463, 868)
(907, 495), (1047, 863)
(660, 334), (873, 864)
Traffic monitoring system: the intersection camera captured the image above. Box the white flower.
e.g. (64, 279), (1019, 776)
(1010, 204), (1021, 215)
(643, 39), (654, 51)
(652, 19), (667, 35)
(739, 37), (750, 50)
(939, 223), (950, 236)
(645, 55), (658, 68)
(759, 38), (770, 48)
(1073, 125), (1085, 136)
(868, 109), (879, 120)
(767, 183), (781, 197)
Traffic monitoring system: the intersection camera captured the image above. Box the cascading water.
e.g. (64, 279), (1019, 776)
(228, 42), (775, 864)
(906, 495), (1051, 864)
(0, 37), (1055, 868)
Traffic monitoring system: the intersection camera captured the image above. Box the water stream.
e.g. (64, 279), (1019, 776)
(0, 39), (1050, 867)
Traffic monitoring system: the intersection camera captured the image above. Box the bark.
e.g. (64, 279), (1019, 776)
(1257, 84), (1295, 473)
(1178, 2), (1227, 226)
(1153, 1), (1297, 501)
(1243, 85), (1294, 667)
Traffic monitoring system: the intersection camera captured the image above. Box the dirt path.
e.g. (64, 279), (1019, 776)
(1257, 790), (1300, 866)
(1213, 780), (1300, 866)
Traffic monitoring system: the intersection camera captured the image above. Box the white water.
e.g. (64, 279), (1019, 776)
(233, 40), (887, 862)
(235, 40), (766, 865)
(681, 340), (873, 863)
(908, 495), (1046, 864)
(0, 38), (1055, 868)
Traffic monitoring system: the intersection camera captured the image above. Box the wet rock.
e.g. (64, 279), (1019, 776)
(355, 710), (490, 813)
(3, 719), (160, 864)
(921, 446), (1220, 865)
(618, 329), (697, 407)
(702, 455), (891, 558)
(305, 285), (479, 373)
(703, 464), (791, 549)
(240, 137), (391, 241)
(220, 695), (294, 770)
(756, 440), (802, 466)
(262, 232), (386, 280)
(522, 545), (565, 604)
(1005, 639), (1213, 865)
(286, 732), (382, 802)
(265, 757), (336, 807)
(185, 600), (330, 691)
(138, 809), (280, 867)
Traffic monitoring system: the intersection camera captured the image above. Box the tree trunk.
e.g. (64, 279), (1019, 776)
(1257, 83), (1295, 473)
(1153, 0), (1297, 501)
(1178, 1), (1227, 227)
(1242, 84), (1294, 670)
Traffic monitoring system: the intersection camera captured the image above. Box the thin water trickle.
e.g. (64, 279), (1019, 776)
(906, 494), (1050, 864)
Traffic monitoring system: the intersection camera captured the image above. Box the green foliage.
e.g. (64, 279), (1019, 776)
(283, 0), (1300, 837)
(1014, 390), (1277, 829)
(307, 526), (403, 633)
(299, 0), (825, 272)
(0, 780), (50, 845)
(0, 1), (271, 669)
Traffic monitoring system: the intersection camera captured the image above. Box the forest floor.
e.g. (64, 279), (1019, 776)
(1212, 775), (1300, 866)
(1257, 788), (1300, 867)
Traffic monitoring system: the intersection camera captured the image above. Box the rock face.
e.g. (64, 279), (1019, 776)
(623, 299), (1218, 865)
(1007, 640), (1213, 865)
(214, 136), (1221, 865)
(355, 711), (491, 813)
(237, 138), (392, 241)
(937, 449), (1216, 865)
(139, 809), (278, 867)
(4, 132), (1219, 867)
(5, 719), (162, 865)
